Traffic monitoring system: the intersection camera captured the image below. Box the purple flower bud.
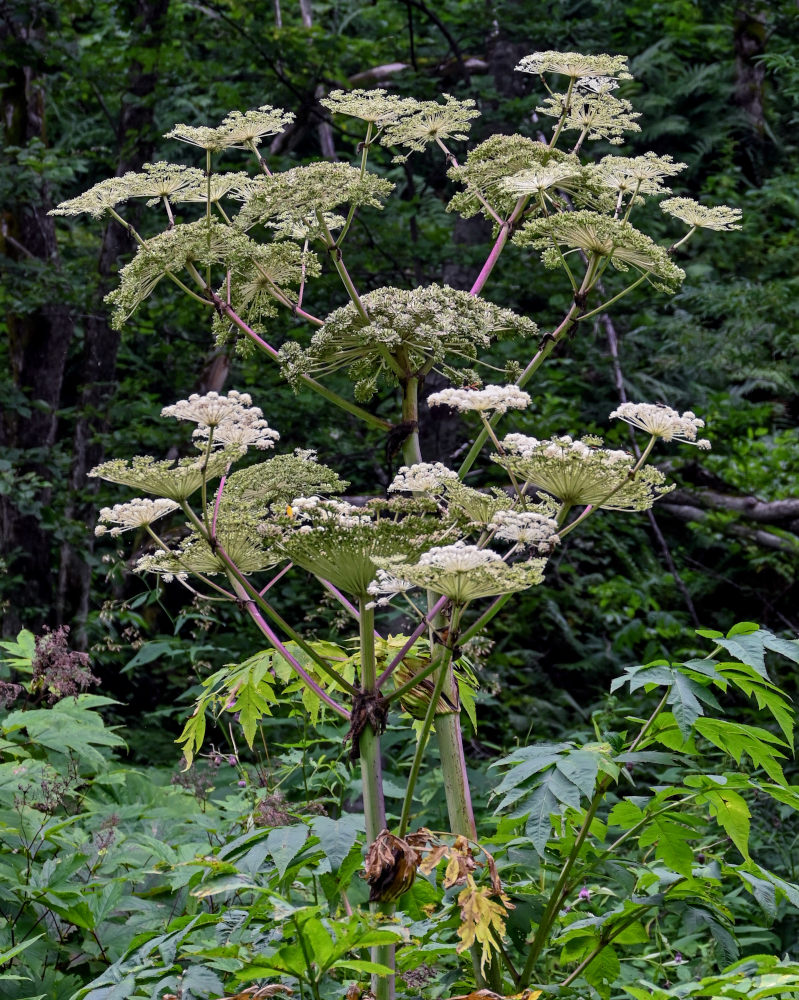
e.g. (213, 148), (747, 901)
(674, 952), (683, 965)
(237, 779), (247, 787)
(578, 886), (591, 901)
(228, 755), (237, 766)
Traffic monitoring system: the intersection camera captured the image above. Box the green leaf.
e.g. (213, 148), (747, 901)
(266, 824), (309, 880)
(738, 870), (777, 920)
(557, 748), (600, 798)
(639, 815), (695, 877)
(694, 785), (751, 859)
(334, 959), (395, 975)
(0, 629), (36, 672)
(583, 944), (620, 998)
(310, 814), (362, 872)
(694, 718), (788, 784)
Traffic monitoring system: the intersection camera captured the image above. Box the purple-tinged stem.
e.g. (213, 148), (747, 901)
(260, 562), (293, 597)
(469, 223), (510, 296)
(216, 300), (392, 432)
(231, 579), (351, 720)
(469, 194), (528, 297)
(375, 594), (449, 689)
(211, 474), (227, 536)
(318, 578), (382, 636)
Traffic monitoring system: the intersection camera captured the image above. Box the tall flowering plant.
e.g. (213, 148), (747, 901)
(53, 50), (799, 1000)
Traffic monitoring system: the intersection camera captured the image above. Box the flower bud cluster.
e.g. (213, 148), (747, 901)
(609, 402), (711, 448)
(388, 463), (459, 494)
(489, 510), (560, 552)
(427, 384), (531, 414)
(494, 434), (673, 510)
(95, 498), (180, 537)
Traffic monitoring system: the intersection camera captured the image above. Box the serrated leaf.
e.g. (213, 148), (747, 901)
(583, 944), (620, 997)
(266, 824), (309, 880)
(639, 816), (695, 877)
(738, 870), (777, 920)
(524, 781), (559, 857)
(697, 786), (751, 859)
(310, 814), (362, 872)
(694, 718), (787, 784)
(556, 749), (600, 798)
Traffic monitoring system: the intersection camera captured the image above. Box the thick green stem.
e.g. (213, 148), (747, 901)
(398, 639), (456, 836)
(520, 793), (602, 984)
(358, 599), (393, 1000)
(401, 375), (423, 466)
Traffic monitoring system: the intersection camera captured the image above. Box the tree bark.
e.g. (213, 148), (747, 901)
(0, 3), (75, 632)
(55, 0), (172, 634)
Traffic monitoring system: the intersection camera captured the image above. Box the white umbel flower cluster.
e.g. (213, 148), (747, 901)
(162, 390), (279, 451)
(388, 462), (459, 494)
(427, 384), (532, 414)
(372, 541), (546, 605)
(609, 402), (711, 449)
(289, 496), (372, 529)
(95, 498), (180, 537)
(366, 569), (418, 608)
(494, 434), (673, 511)
(489, 510), (560, 552)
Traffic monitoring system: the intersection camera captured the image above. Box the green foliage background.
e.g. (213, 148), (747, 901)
(1, 1), (799, 995)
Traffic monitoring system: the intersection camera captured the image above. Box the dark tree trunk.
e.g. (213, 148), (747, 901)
(56, 0), (172, 633)
(0, 4), (75, 633)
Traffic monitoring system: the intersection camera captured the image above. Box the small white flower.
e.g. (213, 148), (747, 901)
(489, 510), (560, 552)
(428, 384), (532, 414)
(389, 462), (459, 494)
(161, 390), (255, 428)
(366, 568), (418, 608)
(193, 414), (279, 450)
(96, 498), (180, 537)
(609, 402), (711, 449)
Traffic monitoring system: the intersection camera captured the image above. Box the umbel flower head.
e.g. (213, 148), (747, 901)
(372, 542), (546, 605)
(137, 511), (283, 578)
(488, 509), (560, 553)
(448, 136), (589, 223)
(661, 197), (743, 232)
(280, 496), (451, 597)
(279, 285), (537, 402)
(221, 451), (348, 512)
(536, 89), (641, 146)
(590, 152), (687, 199)
(388, 462), (459, 494)
(609, 402), (711, 448)
(378, 94), (480, 162)
(50, 176), (138, 219)
(89, 448), (243, 502)
(162, 389), (258, 427)
(516, 51), (632, 80)
(515, 210), (685, 293)
(234, 162), (394, 231)
(164, 104), (293, 151)
(95, 498), (180, 537)
(493, 434), (673, 510)
(427, 384), (531, 415)
(321, 88), (417, 125)
(105, 219), (261, 328)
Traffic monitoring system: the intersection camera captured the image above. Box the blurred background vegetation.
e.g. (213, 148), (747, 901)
(1, 0), (798, 758)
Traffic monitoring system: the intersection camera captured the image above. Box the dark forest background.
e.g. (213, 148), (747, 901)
(2, 0), (798, 752)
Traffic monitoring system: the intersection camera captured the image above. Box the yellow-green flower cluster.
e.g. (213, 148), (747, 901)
(89, 448), (242, 502)
(279, 285), (536, 401)
(493, 434), (673, 510)
(372, 542), (546, 605)
(235, 162), (394, 231)
(515, 211), (685, 292)
(280, 496), (451, 597)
